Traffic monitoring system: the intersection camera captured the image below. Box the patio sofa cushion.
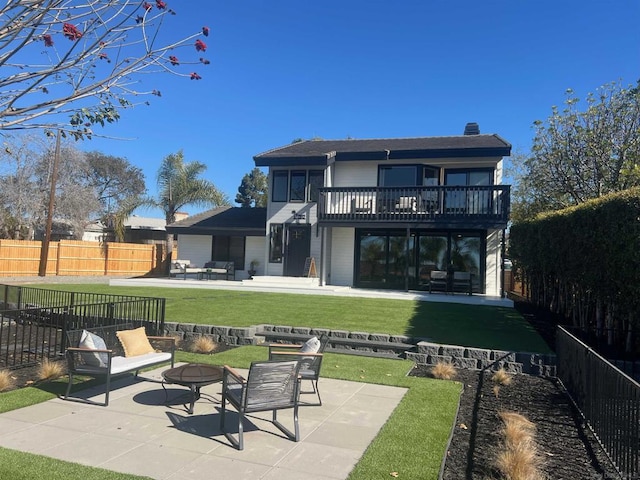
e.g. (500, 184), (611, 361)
(116, 327), (155, 357)
(110, 352), (173, 375)
(79, 330), (108, 367)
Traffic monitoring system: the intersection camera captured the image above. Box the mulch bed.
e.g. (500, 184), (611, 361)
(410, 365), (619, 479)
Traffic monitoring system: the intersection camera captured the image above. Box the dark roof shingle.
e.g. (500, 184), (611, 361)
(166, 207), (266, 236)
(254, 134), (511, 166)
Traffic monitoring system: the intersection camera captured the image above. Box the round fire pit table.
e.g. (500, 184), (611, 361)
(162, 363), (223, 414)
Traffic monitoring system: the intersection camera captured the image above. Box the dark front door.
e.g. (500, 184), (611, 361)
(284, 224), (310, 276)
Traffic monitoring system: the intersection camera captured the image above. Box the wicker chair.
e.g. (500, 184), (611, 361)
(220, 360), (302, 450)
(268, 333), (329, 406)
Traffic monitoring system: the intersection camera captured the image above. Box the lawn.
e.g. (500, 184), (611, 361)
(0, 347), (461, 480)
(34, 284), (552, 353)
(0, 283), (550, 478)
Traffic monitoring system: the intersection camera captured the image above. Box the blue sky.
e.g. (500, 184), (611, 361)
(82, 0), (640, 216)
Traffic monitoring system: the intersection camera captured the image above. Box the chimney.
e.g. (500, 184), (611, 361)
(464, 122), (480, 135)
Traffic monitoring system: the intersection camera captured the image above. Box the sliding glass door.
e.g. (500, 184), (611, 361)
(356, 230), (484, 292)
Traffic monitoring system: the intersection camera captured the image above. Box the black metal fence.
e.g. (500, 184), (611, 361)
(0, 284), (166, 369)
(556, 326), (640, 478)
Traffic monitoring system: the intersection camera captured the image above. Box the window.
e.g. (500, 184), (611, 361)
(212, 236), (246, 270)
(379, 166), (418, 186)
(289, 170), (306, 202)
(272, 171), (288, 202)
(308, 170), (324, 202)
(445, 169), (494, 214)
(269, 224), (283, 263)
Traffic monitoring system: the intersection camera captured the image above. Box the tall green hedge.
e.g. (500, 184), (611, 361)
(510, 188), (640, 351)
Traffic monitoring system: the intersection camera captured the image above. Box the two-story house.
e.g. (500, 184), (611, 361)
(253, 123), (511, 296)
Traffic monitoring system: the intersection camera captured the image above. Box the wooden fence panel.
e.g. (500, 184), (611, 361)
(0, 240), (58, 276)
(106, 243), (157, 276)
(56, 240), (106, 276)
(0, 240), (166, 277)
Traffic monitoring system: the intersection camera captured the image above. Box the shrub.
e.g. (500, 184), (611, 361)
(495, 410), (545, 480)
(492, 367), (513, 386)
(430, 361), (457, 380)
(37, 359), (65, 382)
(0, 369), (16, 392)
(190, 335), (218, 354)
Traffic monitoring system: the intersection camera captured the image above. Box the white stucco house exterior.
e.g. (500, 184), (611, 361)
(168, 124), (512, 296)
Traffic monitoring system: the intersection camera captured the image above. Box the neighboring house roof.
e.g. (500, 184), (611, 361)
(166, 206), (267, 236)
(254, 133), (512, 167)
(125, 215), (166, 231)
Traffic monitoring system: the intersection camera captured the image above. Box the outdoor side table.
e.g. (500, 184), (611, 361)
(162, 364), (223, 414)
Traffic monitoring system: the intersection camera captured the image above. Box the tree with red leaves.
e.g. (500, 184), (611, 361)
(0, 0), (211, 140)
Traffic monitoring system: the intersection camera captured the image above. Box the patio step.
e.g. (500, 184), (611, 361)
(242, 276), (320, 288)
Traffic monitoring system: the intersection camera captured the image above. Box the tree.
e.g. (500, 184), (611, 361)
(0, 133), (100, 238)
(510, 81), (640, 222)
(0, 1), (210, 139)
(114, 150), (228, 258)
(85, 151), (146, 219)
(235, 167), (267, 207)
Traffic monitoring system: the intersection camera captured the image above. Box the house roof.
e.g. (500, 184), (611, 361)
(254, 134), (512, 167)
(125, 216), (166, 230)
(166, 206), (266, 236)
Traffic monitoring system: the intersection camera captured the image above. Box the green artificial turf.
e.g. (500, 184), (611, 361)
(1, 347), (461, 480)
(34, 284), (552, 353)
(0, 447), (152, 480)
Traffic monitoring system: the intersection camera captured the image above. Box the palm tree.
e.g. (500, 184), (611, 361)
(114, 150), (229, 260)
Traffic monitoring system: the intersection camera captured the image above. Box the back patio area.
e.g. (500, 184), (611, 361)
(0, 364), (406, 480)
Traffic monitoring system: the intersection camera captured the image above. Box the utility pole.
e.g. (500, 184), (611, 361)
(38, 130), (61, 276)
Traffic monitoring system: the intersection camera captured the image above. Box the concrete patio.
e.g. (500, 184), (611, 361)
(109, 276), (514, 308)
(0, 364), (407, 480)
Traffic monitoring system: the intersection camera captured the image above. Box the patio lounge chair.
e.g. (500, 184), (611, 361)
(428, 270), (449, 294)
(220, 360), (302, 450)
(268, 333), (329, 406)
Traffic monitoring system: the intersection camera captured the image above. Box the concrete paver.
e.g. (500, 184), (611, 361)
(0, 364), (407, 480)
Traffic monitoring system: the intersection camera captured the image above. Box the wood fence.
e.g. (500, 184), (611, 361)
(0, 240), (169, 277)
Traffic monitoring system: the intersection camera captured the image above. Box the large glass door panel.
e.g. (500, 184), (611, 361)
(358, 235), (386, 283)
(387, 235), (413, 288)
(451, 234), (481, 278)
(444, 171), (466, 213)
(468, 171), (492, 214)
(417, 235), (447, 286)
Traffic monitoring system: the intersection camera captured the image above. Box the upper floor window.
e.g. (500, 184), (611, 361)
(379, 166), (418, 186)
(444, 169), (493, 186)
(308, 170), (324, 202)
(271, 169), (325, 203)
(290, 170), (306, 202)
(272, 171), (288, 202)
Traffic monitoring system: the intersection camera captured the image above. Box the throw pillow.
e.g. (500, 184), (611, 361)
(116, 327), (155, 357)
(78, 330), (109, 367)
(299, 336), (321, 354)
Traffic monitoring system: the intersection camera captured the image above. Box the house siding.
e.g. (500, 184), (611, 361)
(177, 235), (212, 267)
(329, 227), (355, 286)
(245, 236), (266, 278)
(486, 229), (501, 296)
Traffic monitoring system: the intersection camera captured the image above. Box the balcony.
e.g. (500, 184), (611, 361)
(317, 185), (510, 229)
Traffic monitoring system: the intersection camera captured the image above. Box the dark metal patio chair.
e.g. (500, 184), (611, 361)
(268, 333), (329, 406)
(220, 360), (302, 450)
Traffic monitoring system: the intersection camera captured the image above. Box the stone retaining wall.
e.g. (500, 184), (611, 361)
(163, 322), (558, 376)
(406, 340), (557, 376)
